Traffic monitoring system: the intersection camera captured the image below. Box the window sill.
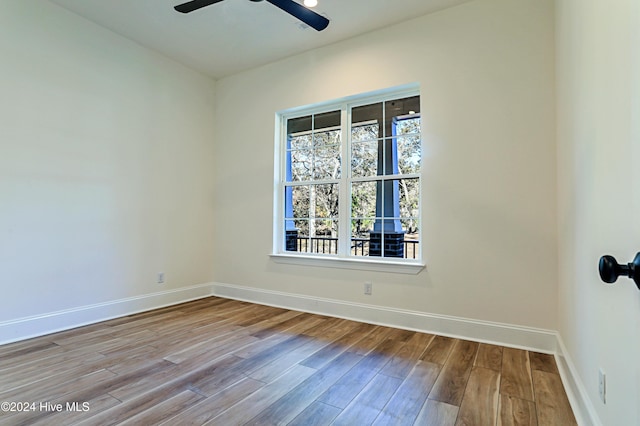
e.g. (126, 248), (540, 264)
(269, 253), (425, 275)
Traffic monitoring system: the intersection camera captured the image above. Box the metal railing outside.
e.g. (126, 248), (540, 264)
(291, 236), (419, 259)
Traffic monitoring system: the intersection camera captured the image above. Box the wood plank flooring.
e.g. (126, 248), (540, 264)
(0, 297), (577, 425)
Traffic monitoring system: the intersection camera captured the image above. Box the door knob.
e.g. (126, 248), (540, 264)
(598, 252), (640, 290)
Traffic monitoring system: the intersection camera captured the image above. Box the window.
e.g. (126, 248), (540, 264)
(274, 87), (423, 272)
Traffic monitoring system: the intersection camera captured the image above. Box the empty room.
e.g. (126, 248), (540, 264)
(1, 0), (638, 424)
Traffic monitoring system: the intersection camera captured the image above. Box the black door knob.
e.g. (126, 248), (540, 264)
(598, 252), (640, 290)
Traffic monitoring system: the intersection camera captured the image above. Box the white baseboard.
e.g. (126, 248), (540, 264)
(555, 335), (601, 426)
(212, 282), (558, 353)
(0, 283), (214, 345)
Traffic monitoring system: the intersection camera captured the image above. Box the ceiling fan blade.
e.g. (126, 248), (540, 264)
(265, 0), (329, 31)
(174, 0), (225, 14)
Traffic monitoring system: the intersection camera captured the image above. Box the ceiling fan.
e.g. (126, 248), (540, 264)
(174, 0), (330, 32)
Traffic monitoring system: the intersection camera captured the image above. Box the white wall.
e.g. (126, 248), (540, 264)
(0, 1), (216, 333)
(213, 0), (557, 330)
(556, 0), (640, 424)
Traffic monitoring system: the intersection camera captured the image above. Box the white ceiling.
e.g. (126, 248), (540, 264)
(49, 0), (472, 79)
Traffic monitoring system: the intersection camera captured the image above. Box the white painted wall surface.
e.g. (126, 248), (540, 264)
(213, 0), (557, 330)
(0, 1), (216, 324)
(556, 0), (640, 424)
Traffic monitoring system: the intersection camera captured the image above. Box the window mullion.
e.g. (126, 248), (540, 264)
(275, 114), (287, 253)
(338, 106), (351, 257)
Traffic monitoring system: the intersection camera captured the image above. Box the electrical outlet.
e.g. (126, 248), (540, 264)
(157, 272), (165, 284)
(364, 281), (372, 295)
(598, 368), (606, 404)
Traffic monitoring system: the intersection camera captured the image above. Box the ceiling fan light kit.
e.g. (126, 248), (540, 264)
(174, 0), (330, 32)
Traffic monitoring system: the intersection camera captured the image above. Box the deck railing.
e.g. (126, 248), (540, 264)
(291, 236), (419, 259)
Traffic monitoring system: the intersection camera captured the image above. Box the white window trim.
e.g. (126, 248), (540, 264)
(269, 253), (425, 274)
(272, 84), (424, 274)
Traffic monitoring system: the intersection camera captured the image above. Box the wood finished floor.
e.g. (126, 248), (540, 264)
(0, 297), (577, 426)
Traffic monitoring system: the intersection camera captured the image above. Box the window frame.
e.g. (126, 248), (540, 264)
(272, 85), (425, 274)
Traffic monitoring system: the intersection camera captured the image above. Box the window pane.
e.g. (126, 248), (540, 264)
(352, 102), (382, 139)
(372, 220), (404, 258)
(290, 134), (312, 150)
(287, 115), (312, 134)
(290, 149), (312, 182)
(351, 122), (379, 142)
(385, 96), (420, 137)
(351, 181), (377, 218)
(312, 183), (339, 218)
(397, 135), (421, 174)
(351, 219), (373, 257)
(295, 219), (309, 236)
(285, 222), (301, 252)
(378, 180), (395, 218)
(292, 185), (309, 219)
(351, 141), (378, 177)
(397, 178), (419, 218)
(313, 129), (341, 147)
(395, 117), (421, 136)
(314, 143), (341, 180)
(403, 219), (420, 259)
(314, 110), (341, 130)
(310, 219), (338, 254)
(311, 218), (337, 237)
(288, 219), (310, 253)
